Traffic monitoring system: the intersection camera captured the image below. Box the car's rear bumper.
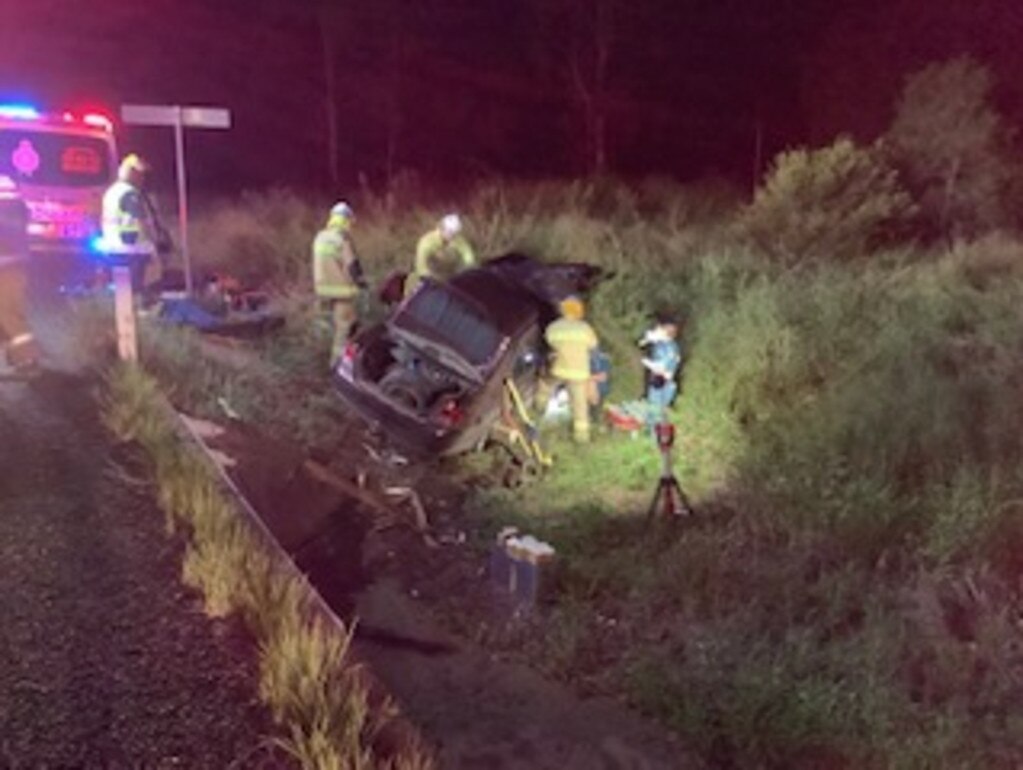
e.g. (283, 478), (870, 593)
(331, 369), (460, 458)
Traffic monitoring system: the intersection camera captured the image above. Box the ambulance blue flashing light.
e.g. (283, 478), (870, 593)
(88, 235), (106, 254)
(0, 104), (41, 120)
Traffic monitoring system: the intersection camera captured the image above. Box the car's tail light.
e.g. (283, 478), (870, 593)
(435, 397), (464, 427)
(336, 341), (358, 376)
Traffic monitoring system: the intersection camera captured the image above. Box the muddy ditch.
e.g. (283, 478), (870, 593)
(181, 406), (695, 769)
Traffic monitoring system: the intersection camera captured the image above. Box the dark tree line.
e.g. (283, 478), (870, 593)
(12, 0), (1012, 195)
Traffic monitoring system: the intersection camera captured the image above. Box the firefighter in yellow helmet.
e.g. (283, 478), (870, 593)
(544, 295), (599, 443)
(313, 201), (366, 367)
(101, 154), (160, 291)
(0, 175), (40, 374)
(404, 213), (475, 297)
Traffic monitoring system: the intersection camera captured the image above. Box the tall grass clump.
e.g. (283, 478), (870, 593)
(261, 619), (380, 769)
(102, 363), (436, 770)
(189, 188), (325, 286)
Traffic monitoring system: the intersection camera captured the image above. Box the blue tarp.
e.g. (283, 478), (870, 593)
(158, 297), (284, 336)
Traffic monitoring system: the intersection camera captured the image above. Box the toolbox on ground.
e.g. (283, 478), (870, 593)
(489, 527), (556, 608)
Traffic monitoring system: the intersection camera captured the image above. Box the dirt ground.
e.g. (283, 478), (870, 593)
(193, 406), (698, 769)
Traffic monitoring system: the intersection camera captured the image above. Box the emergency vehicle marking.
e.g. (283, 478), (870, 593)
(12, 140), (40, 177)
(61, 145), (102, 175)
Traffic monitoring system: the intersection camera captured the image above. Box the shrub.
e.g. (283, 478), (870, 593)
(886, 56), (1019, 242)
(738, 137), (915, 265)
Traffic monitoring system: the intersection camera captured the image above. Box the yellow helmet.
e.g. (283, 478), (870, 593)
(118, 153), (148, 180)
(559, 295), (585, 320)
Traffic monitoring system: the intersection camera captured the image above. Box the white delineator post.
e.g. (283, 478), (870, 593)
(112, 264), (137, 361)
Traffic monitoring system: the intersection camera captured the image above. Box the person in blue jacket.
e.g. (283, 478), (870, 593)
(639, 311), (682, 423)
(589, 346), (612, 422)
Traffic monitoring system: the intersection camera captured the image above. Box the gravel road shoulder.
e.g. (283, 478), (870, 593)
(0, 368), (291, 769)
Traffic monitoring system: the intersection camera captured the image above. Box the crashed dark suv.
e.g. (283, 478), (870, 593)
(332, 254), (600, 457)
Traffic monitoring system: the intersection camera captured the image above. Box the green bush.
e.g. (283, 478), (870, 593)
(738, 137), (915, 265)
(723, 256), (1023, 564)
(886, 56), (1020, 241)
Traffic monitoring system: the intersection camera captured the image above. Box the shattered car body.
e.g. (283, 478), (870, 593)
(332, 253), (601, 458)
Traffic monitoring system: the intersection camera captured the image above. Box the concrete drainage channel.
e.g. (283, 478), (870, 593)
(115, 363), (695, 769)
(176, 406), (455, 658)
(103, 365), (434, 769)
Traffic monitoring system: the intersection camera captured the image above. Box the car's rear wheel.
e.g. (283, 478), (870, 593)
(379, 368), (427, 412)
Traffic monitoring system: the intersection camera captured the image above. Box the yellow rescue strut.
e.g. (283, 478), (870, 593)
(493, 378), (553, 470)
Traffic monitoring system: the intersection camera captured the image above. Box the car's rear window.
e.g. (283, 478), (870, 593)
(400, 286), (502, 366)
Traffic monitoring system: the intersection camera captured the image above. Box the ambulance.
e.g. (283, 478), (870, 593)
(0, 104), (117, 255)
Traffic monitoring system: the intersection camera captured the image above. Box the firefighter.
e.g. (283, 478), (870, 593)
(544, 295), (599, 443)
(404, 213), (475, 297)
(313, 201), (366, 367)
(101, 154), (159, 292)
(0, 176), (40, 373)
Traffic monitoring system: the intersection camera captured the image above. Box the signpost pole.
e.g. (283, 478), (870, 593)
(172, 106), (192, 294)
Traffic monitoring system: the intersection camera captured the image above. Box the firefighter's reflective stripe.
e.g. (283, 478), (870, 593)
(545, 318), (598, 381)
(312, 228), (359, 299)
(102, 180), (148, 249)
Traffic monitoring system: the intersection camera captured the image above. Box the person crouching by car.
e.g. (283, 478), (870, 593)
(640, 311), (682, 424)
(313, 201), (367, 368)
(0, 176), (40, 374)
(404, 213), (475, 298)
(544, 295), (599, 443)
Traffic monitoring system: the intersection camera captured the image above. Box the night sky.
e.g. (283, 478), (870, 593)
(1, 0), (1019, 195)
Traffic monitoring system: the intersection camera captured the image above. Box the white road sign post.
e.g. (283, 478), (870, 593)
(121, 104), (231, 294)
(112, 264), (138, 362)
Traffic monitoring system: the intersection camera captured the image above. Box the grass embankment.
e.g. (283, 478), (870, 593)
(102, 364), (434, 770)
(477, 240), (1023, 768)
(94, 179), (1023, 768)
